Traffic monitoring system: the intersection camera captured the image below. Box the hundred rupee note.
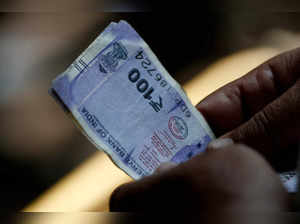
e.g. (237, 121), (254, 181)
(50, 20), (214, 179)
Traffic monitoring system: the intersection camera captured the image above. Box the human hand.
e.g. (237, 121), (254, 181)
(197, 47), (300, 171)
(109, 47), (300, 213)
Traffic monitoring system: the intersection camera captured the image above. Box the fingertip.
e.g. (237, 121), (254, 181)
(109, 186), (122, 211)
(207, 138), (234, 152)
(109, 183), (130, 212)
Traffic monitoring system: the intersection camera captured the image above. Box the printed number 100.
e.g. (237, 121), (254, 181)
(128, 68), (154, 100)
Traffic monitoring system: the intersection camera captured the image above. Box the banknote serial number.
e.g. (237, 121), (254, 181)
(135, 50), (167, 88)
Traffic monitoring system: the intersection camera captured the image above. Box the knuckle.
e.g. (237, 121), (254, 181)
(257, 65), (277, 95)
(251, 107), (274, 139)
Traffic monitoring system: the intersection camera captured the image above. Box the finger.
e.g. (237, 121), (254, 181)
(196, 48), (300, 169)
(109, 139), (234, 211)
(223, 79), (300, 171)
(109, 164), (187, 212)
(196, 47), (300, 137)
(110, 143), (288, 212)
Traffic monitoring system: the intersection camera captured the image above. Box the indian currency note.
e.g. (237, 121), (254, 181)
(50, 20), (215, 179)
(50, 20), (297, 192)
(280, 171), (298, 193)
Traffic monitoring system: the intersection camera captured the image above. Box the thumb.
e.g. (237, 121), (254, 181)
(109, 141), (288, 212)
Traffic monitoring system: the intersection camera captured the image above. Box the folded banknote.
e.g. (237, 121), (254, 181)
(50, 20), (297, 192)
(50, 20), (215, 179)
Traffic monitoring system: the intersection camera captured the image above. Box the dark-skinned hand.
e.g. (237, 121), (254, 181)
(109, 47), (300, 213)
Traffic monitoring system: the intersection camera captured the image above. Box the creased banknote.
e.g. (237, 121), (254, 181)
(50, 20), (297, 192)
(50, 20), (214, 179)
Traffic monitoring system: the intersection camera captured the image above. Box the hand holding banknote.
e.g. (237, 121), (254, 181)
(110, 47), (300, 212)
(49, 21), (299, 213)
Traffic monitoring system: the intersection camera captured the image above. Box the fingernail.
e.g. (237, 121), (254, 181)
(154, 162), (177, 174)
(207, 138), (234, 151)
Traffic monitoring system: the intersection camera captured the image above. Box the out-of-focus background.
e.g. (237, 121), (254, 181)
(1, 0), (300, 216)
